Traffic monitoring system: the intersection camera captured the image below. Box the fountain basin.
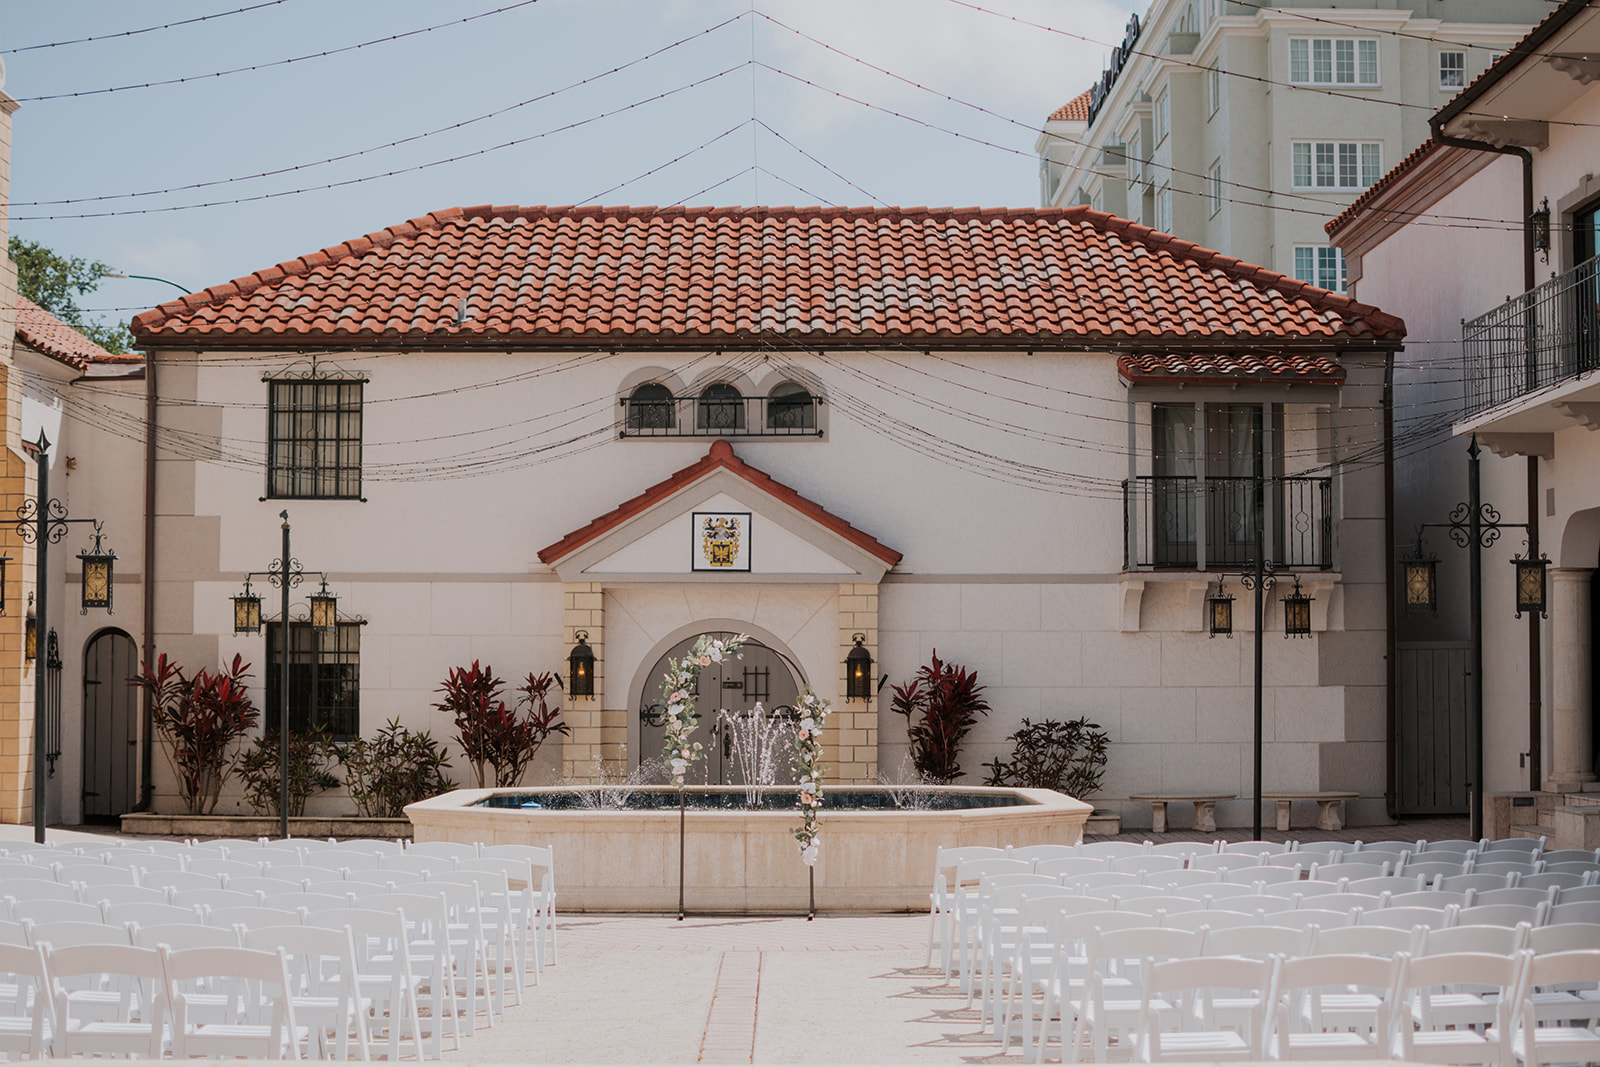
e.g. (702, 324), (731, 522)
(406, 784), (1093, 913)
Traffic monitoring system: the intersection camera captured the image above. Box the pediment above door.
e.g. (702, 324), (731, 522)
(537, 441), (901, 584)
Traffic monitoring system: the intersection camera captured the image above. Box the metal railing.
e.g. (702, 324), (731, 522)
(1123, 475), (1334, 570)
(618, 395), (824, 438)
(1463, 254), (1600, 417)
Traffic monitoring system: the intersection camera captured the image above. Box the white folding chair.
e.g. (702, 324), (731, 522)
(1474, 887), (1557, 910)
(1131, 955), (1275, 1062)
(1310, 923), (1411, 956)
(1359, 905), (1454, 934)
(146, 871), (228, 895)
(1394, 950), (1527, 1065)
(459, 855), (556, 978)
(1272, 908), (1357, 934)
(1514, 871), (1588, 893)
(172, 887), (260, 912)
(430, 869), (523, 1011)
(251, 847), (308, 868)
(1187, 853), (1257, 874)
(1420, 839), (1482, 856)
(1201, 923), (1314, 960)
(23, 919), (131, 950)
(366, 891), (463, 1051)
(1076, 842), (1152, 861)
(926, 844), (1010, 970)
(971, 883), (1075, 1034)
(262, 865), (348, 888)
(301, 852), (379, 873)
(1009, 845), (1079, 864)
(1530, 922), (1600, 955)
(1512, 950), (1600, 1065)
(1271, 952), (1402, 1060)
(323, 906), (429, 1061)
(56, 864), (140, 892)
(2, 882), (79, 915)
(376, 855), (453, 879)
(1035, 910), (1156, 1063)
(0, 942), (50, 1060)
(1457, 902), (1547, 929)
(333, 840), (406, 859)
(1389, 889), (1472, 910)
(103, 900), (205, 929)
(161, 944), (305, 1060)
(205, 905), (305, 932)
(1479, 838), (1545, 857)
(1258, 879), (1342, 901)
(187, 857), (267, 881)
(1545, 900), (1600, 927)
(1314, 862), (1390, 882)
(1035, 856), (1113, 881)
(948, 858), (1034, 985)
(43, 942), (166, 1059)
(81, 884), (169, 910)
(405, 841), (478, 863)
(1074, 926), (1204, 1063)
(1113, 855), (1188, 878)
(1471, 861), (1544, 882)
(228, 877), (313, 899)
(1144, 870), (1222, 892)
(1148, 842), (1220, 860)
(1441, 873), (1518, 894)
(244, 925), (372, 1060)
(1400, 858), (1473, 883)
(1289, 842), (1348, 863)
(1232, 865), (1304, 887)
(12, 899), (107, 927)
(1339, 876), (1425, 896)
(1220, 841), (1292, 858)
(1160, 910), (1256, 936)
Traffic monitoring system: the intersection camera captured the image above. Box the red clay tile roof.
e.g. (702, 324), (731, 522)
(14, 296), (140, 369)
(1119, 350), (1345, 385)
(538, 439), (902, 567)
(130, 205), (1405, 349)
(1325, 139), (1445, 238)
(1048, 89), (1093, 123)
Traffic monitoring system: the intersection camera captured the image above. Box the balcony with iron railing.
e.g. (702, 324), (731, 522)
(1123, 475), (1334, 570)
(618, 395), (824, 439)
(1463, 254), (1600, 418)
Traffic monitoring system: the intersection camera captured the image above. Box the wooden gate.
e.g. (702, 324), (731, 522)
(82, 629), (139, 822)
(1396, 642), (1470, 815)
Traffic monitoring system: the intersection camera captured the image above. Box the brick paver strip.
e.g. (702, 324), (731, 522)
(700, 949), (761, 1064)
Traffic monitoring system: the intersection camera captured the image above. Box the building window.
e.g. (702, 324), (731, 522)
(766, 381), (816, 430)
(1155, 91), (1170, 144)
(1291, 141), (1381, 190)
(1293, 245), (1347, 294)
(264, 621), (360, 740)
(627, 382), (676, 430)
(1209, 65), (1221, 116)
(1208, 162), (1223, 216)
(1439, 51), (1466, 90)
(1158, 186), (1173, 233)
(1127, 132), (1141, 182)
(1289, 37), (1378, 87)
(697, 382), (745, 430)
(267, 379), (363, 499)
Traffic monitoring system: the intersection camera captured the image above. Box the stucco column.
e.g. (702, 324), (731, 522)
(1546, 568), (1596, 793)
(836, 583), (879, 783)
(561, 582), (612, 781)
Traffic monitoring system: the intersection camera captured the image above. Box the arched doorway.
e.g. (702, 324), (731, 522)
(637, 631), (803, 784)
(82, 628), (139, 822)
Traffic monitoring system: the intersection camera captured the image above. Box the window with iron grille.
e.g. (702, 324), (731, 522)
(267, 379), (363, 499)
(264, 621), (360, 739)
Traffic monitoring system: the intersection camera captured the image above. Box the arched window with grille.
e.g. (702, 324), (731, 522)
(697, 382), (745, 430)
(627, 382), (676, 431)
(766, 381), (816, 430)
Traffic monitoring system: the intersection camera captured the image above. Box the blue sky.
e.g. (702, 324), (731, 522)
(3, 0), (1133, 326)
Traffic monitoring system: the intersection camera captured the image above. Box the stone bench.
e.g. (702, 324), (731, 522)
(1261, 791), (1360, 832)
(1129, 794), (1236, 834)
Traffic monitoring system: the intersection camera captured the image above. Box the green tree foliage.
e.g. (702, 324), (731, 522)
(8, 237), (133, 354)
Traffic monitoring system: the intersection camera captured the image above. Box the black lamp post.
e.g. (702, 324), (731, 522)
(1410, 437), (1544, 837)
(16, 431), (116, 843)
(229, 510), (336, 840)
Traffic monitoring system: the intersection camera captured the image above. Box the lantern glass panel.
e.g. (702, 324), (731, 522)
(569, 637), (595, 697)
(846, 637), (872, 701)
(24, 618), (36, 662)
(1208, 595), (1233, 636)
(309, 591), (338, 631)
(1405, 558), (1437, 611)
(80, 556), (112, 611)
(233, 595), (262, 634)
(1516, 559), (1548, 615)
(1284, 594), (1313, 636)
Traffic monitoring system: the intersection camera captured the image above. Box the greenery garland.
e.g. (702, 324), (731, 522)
(660, 633), (748, 788)
(790, 687), (832, 866)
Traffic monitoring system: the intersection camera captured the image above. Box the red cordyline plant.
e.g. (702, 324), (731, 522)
(129, 653), (260, 815)
(438, 662), (569, 788)
(890, 650), (990, 784)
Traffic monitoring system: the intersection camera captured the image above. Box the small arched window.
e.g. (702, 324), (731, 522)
(697, 382), (745, 430)
(628, 382), (675, 430)
(766, 381), (816, 430)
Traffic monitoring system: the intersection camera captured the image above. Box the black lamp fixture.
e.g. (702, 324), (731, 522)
(308, 579), (338, 632)
(568, 630), (595, 698)
(1282, 576), (1314, 637)
(1207, 580), (1235, 638)
(232, 580), (264, 634)
(846, 632), (873, 701)
(1513, 551), (1551, 619)
(1402, 533), (1439, 616)
(77, 524), (116, 614)
(1531, 197), (1552, 261)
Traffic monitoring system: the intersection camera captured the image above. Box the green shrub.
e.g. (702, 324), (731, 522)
(983, 716), (1109, 800)
(237, 728), (341, 817)
(338, 718), (455, 817)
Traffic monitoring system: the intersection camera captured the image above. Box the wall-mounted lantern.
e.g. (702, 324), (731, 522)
(1513, 552), (1550, 619)
(1283, 577), (1314, 637)
(1207, 581), (1235, 638)
(1402, 534), (1439, 616)
(1531, 197), (1552, 261)
(77, 525), (116, 614)
(846, 632), (873, 701)
(568, 630), (595, 698)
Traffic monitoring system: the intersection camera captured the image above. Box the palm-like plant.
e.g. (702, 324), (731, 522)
(890, 650), (990, 783)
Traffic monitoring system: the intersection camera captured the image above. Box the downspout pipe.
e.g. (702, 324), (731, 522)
(136, 349), (157, 811)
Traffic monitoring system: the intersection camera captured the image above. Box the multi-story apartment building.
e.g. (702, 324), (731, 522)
(1037, 0), (1547, 293)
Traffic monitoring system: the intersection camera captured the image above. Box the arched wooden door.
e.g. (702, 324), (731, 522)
(82, 629), (139, 822)
(639, 632), (802, 784)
